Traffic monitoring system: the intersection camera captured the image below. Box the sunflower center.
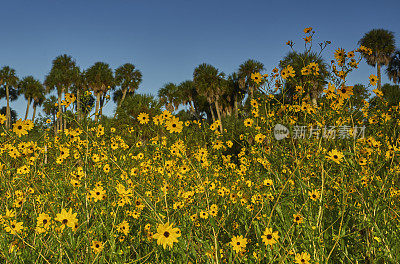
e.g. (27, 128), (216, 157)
(43, 219), (48, 224)
(18, 125), (22, 129)
(267, 234), (272, 239)
(333, 155), (338, 159)
(62, 219), (68, 224)
(236, 242), (240, 245)
(172, 124), (176, 127)
(96, 244), (100, 248)
(164, 231), (170, 238)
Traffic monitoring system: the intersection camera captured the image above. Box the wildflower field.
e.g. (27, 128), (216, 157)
(1, 29), (400, 264)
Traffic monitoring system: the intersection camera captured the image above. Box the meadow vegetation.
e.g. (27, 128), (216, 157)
(0, 28), (400, 263)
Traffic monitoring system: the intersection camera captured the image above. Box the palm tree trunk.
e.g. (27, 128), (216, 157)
(44, 144), (47, 164)
(311, 96), (317, 108)
(192, 101), (200, 120)
(234, 94), (238, 118)
(24, 97), (31, 120)
(53, 114), (56, 136)
(77, 89), (81, 122)
(113, 88), (128, 118)
(189, 101), (195, 115)
(32, 103), (37, 122)
(63, 107), (67, 131)
(166, 103), (174, 112)
(99, 94), (105, 118)
(227, 106), (232, 116)
(119, 88), (128, 107)
(377, 63), (382, 90)
(5, 84), (11, 129)
(307, 93), (313, 105)
(95, 92), (101, 122)
(311, 85), (318, 108)
(209, 104), (215, 122)
(214, 100), (223, 133)
(57, 88), (63, 133)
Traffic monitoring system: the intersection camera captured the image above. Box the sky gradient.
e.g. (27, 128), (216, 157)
(1, 0), (400, 119)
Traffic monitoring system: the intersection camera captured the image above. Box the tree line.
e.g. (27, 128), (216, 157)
(1, 29), (399, 133)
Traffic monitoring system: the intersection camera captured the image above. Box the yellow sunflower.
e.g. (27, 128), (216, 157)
(293, 213), (304, 224)
(199, 210), (209, 219)
(280, 68), (288, 80)
(337, 85), (353, 100)
(369, 74), (378, 86)
(36, 213), (52, 229)
(244, 118), (254, 127)
(308, 190), (320, 201)
(209, 204), (218, 217)
(137, 112), (150, 124)
(261, 227), (279, 246)
(230, 235), (248, 253)
(55, 208), (78, 230)
(334, 48), (346, 65)
(326, 149), (344, 164)
(165, 116), (183, 133)
(117, 220), (130, 236)
(91, 240), (104, 254)
(295, 251), (311, 264)
(4, 220), (24, 234)
(303, 36), (312, 43)
(89, 186), (106, 202)
(153, 222), (181, 249)
(251, 72), (262, 84)
(13, 119), (28, 137)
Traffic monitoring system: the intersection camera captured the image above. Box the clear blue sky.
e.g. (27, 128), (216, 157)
(1, 0), (399, 119)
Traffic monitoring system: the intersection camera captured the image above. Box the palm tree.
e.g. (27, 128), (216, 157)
(238, 59), (264, 99)
(80, 93), (96, 118)
(386, 50), (400, 84)
(0, 66), (19, 129)
(42, 95), (58, 132)
(44, 55), (79, 131)
(70, 67), (87, 122)
(193, 63), (225, 132)
(177, 80), (197, 117)
(114, 63), (142, 118)
(279, 51), (329, 106)
(18, 76), (43, 120)
(226, 72), (245, 117)
(193, 93), (212, 120)
(85, 62), (114, 122)
(358, 29), (396, 90)
(31, 83), (46, 122)
(158, 82), (178, 112)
